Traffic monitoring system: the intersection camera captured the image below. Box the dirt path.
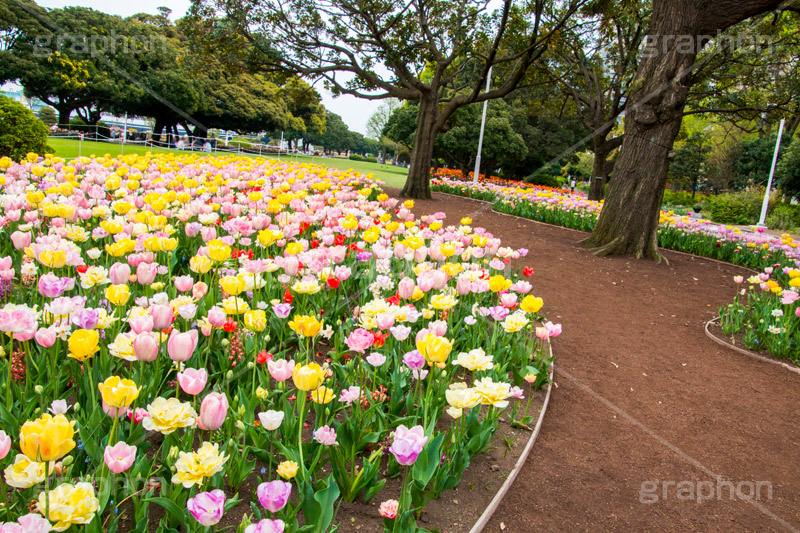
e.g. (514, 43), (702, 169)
(395, 190), (800, 532)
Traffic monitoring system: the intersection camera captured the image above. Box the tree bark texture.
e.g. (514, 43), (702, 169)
(401, 96), (437, 199)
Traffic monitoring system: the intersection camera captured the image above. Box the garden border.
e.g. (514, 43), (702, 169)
(468, 346), (555, 533)
(704, 317), (800, 376)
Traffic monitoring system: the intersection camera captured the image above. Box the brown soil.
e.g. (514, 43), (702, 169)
(395, 189), (800, 532)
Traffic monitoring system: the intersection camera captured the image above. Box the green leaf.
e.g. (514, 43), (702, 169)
(145, 497), (188, 527)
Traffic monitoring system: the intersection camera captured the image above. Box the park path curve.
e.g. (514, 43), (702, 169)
(394, 189), (800, 532)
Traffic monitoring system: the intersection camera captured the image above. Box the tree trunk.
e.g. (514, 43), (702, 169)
(402, 95), (438, 198)
(583, 0), (783, 261)
(588, 140), (610, 201)
(57, 107), (72, 126)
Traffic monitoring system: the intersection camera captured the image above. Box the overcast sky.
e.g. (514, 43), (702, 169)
(34, 0), (382, 135)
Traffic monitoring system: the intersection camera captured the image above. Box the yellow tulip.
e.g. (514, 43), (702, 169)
(288, 315), (323, 337)
(207, 239), (231, 262)
(310, 385), (335, 404)
(277, 460), (298, 480)
(20, 414), (76, 462)
(220, 276), (246, 296)
(104, 284), (131, 306)
(189, 255), (212, 274)
(37, 482), (100, 531)
(520, 295), (544, 314)
(68, 329), (100, 361)
(416, 333), (454, 365)
(243, 310), (267, 332)
(98, 376), (140, 409)
(292, 363), (326, 391)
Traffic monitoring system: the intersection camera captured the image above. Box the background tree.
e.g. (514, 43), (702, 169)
(583, 0), (790, 261)
(778, 136), (800, 197)
(542, 0), (649, 199)
(188, 0), (586, 198)
(37, 105), (56, 126)
(668, 131), (711, 196)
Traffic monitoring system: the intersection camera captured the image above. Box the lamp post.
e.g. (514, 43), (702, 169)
(757, 118), (785, 228)
(472, 66), (493, 186)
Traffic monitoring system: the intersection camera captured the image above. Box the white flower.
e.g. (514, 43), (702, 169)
(320, 324), (334, 340)
(258, 410), (284, 431)
(21, 262), (37, 276)
(771, 309), (784, 318)
(87, 248), (102, 259)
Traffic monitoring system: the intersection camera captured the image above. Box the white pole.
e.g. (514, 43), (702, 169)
(278, 131), (284, 160)
(757, 118), (785, 228)
(79, 133), (83, 158)
(472, 66), (493, 185)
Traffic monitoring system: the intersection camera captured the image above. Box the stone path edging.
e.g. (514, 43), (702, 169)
(705, 317), (800, 376)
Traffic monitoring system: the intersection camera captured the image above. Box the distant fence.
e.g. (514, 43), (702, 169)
(47, 124), (312, 159)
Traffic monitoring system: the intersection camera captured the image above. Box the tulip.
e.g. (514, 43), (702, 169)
(174, 275), (194, 292)
(10, 231), (31, 251)
(129, 315), (154, 334)
(19, 413), (76, 462)
(416, 333), (453, 365)
(245, 519), (285, 533)
(136, 262), (158, 286)
(104, 441), (136, 473)
(292, 363), (326, 391)
(313, 425), (338, 446)
(520, 295), (543, 314)
(16, 513), (52, 533)
(177, 368), (208, 396)
(187, 489), (226, 527)
(389, 424), (428, 466)
(268, 359), (295, 382)
(344, 328), (374, 353)
(375, 313), (395, 330)
(379, 499), (399, 519)
(397, 277), (415, 299)
(102, 401), (129, 419)
(98, 376), (140, 409)
(49, 399), (69, 415)
(198, 393), (228, 431)
(256, 480), (292, 512)
(67, 329), (100, 361)
(167, 329), (198, 362)
(34, 327), (56, 348)
(207, 306), (226, 328)
(133, 332), (159, 362)
(0, 430), (11, 460)
(192, 282), (208, 299)
(109, 262), (131, 284)
(151, 304), (174, 331)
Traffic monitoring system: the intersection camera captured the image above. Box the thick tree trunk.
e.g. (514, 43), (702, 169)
(583, 0), (783, 261)
(57, 107), (72, 126)
(401, 96), (438, 199)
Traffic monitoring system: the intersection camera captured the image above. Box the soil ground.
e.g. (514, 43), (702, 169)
(395, 189), (800, 533)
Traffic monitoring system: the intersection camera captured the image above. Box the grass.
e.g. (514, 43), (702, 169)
(46, 138), (409, 188)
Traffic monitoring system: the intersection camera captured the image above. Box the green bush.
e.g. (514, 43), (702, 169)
(523, 173), (560, 188)
(364, 156), (378, 163)
(0, 96), (51, 161)
(348, 154), (363, 161)
(766, 204), (800, 230)
(707, 191), (763, 225)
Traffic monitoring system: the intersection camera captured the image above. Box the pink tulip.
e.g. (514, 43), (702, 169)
(344, 328), (374, 353)
(427, 320), (447, 337)
(207, 306), (226, 328)
(0, 430), (11, 460)
(177, 368), (208, 395)
(267, 359), (295, 382)
(109, 262), (131, 284)
(151, 304), (174, 331)
(192, 282), (208, 299)
(102, 401), (129, 419)
(136, 262), (158, 286)
(174, 276), (194, 292)
(256, 480), (292, 512)
(389, 424), (428, 465)
(133, 332), (159, 362)
(500, 293), (518, 309)
(34, 327), (56, 348)
(200, 226), (217, 243)
(198, 392), (228, 431)
(187, 490), (226, 527)
(432, 270), (448, 290)
(168, 329), (198, 362)
(417, 271), (434, 292)
(245, 519), (285, 533)
(397, 277), (415, 299)
(104, 441), (136, 473)
(16, 514), (52, 533)
(130, 315), (154, 335)
(375, 313), (395, 330)
(10, 231), (30, 251)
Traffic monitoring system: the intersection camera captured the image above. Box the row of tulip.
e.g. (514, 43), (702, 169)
(431, 173), (800, 362)
(0, 152), (557, 532)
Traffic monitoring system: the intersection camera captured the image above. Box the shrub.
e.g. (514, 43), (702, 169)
(0, 96), (50, 161)
(707, 191), (763, 225)
(348, 154), (363, 161)
(523, 173), (560, 188)
(766, 204), (800, 230)
(364, 156), (378, 163)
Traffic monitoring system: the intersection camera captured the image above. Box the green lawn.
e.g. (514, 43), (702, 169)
(46, 138), (409, 188)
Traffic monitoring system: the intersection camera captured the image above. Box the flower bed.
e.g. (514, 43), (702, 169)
(0, 153), (558, 532)
(431, 172), (800, 363)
